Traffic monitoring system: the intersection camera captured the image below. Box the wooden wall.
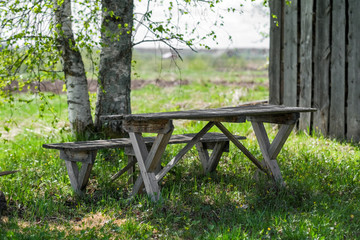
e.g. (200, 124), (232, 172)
(269, 0), (360, 142)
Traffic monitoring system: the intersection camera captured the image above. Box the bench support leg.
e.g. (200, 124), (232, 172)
(196, 142), (228, 174)
(65, 161), (93, 195)
(60, 150), (97, 195)
(130, 129), (173, 201)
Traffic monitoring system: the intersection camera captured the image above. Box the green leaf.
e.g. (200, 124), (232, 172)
(4, 126), (10, 132)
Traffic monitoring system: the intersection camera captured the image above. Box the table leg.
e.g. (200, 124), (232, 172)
(129, 129), (173, 201)
(251, 122), (295, 185)
(196, 141), (228, 173)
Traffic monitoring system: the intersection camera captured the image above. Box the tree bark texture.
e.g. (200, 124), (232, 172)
(95, 0), (133, 137)
(54, 0), (93, 137)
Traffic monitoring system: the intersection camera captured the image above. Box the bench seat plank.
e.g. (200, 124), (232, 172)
(43, 132), (245, 151)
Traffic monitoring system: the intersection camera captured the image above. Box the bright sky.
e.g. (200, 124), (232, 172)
(133, 0), (269, 49)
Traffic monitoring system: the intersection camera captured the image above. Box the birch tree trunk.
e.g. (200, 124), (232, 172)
(54, 0), (94, 137)
(94, 0), (133, 137)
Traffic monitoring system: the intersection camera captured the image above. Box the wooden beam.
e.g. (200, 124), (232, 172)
(247, 112), (299, 125)
(329, 0), (346, 139)
(313, 0), (331, 135)
(65, 161), (94, 195)
(283, 0), (298, 107)
(347, 0), (360, 142)
(251, 122), (284, 184)
(60, 150), (97, 163)
(132, 129), (174, 195)
(214, 122), (266, 173)
(195, 142), (210, 172)
(155, 122), (215, 181)
(123, 119), (173, 134)
(206, 142), (227, 173)
(129, 132), (161, 201)
(269, 0), (283, 105)
(299, 0), (315, 131)
(268, 124), (295, 160)
(110, 157), (137, 182)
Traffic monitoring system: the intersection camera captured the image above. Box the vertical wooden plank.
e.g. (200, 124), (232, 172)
(313, 0), (331, 135)
(299, 0), (314, 130)
(329, 0), (346, 139)
(347, 0), (360, 142)
(283, 0), (298, 107)
(269, 0), (283, 105)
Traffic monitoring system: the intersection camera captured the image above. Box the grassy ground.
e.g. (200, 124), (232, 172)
(1, 52), (360, 239)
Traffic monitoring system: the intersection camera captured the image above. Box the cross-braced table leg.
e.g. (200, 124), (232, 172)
(251, 122), (295, 185)
(129, 129), (173, 201)
(214, 121), (295, 186)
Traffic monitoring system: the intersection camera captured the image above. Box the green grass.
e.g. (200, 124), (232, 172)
(1, 55), (360, 239)
(131, 50), (268, 83)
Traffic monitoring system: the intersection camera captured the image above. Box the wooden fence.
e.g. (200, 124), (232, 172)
(269, 0), (360, 142)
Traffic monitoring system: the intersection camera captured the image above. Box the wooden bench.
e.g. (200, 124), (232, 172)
(43, 132), (245, 195)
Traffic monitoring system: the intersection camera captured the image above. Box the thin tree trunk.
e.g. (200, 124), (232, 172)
(94, 0), (133, 138)
(54, 0), (94, 137)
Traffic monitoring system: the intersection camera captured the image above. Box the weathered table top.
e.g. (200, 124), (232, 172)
(101, 104), (317, 122)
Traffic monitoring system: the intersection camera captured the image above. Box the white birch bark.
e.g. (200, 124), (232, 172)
(54, 0), (93, 136)
(94, 0), (133, 137)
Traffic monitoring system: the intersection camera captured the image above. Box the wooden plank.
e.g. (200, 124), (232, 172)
(251, 122), (284, 184)
(44, 132), (244, 152)
(299, 0), (315, 131)
(155, 121), (215, 181)
(214, 122), (267, 173)
(77, 163), (93, 190)
(123, 119), (173, 134)
(329, 0), (346, 139)
(313, 0), (331, 135)
(347, 0), (360, 142)
(65, 161), (80, 194)
(44, 139), (133, 150)
(195, 142), (210, 171)
(283, 0), (298, 107)
(269, 0), (283, 105)
(206, 142), (227, 173)
(129, 132), (160, 201)
(247, 112), (299, 124)
(120, 105), (315, 122)
(60, 150), (97, 163)
(110, 157), (137, 182)
(131, 130), (173, 197)
(64, 161), (94, 194)
(145, 131), (173, 172)
(268, 124), (295, 159)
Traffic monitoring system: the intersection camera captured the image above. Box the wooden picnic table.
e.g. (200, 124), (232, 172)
(102, 104), (316, 201)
